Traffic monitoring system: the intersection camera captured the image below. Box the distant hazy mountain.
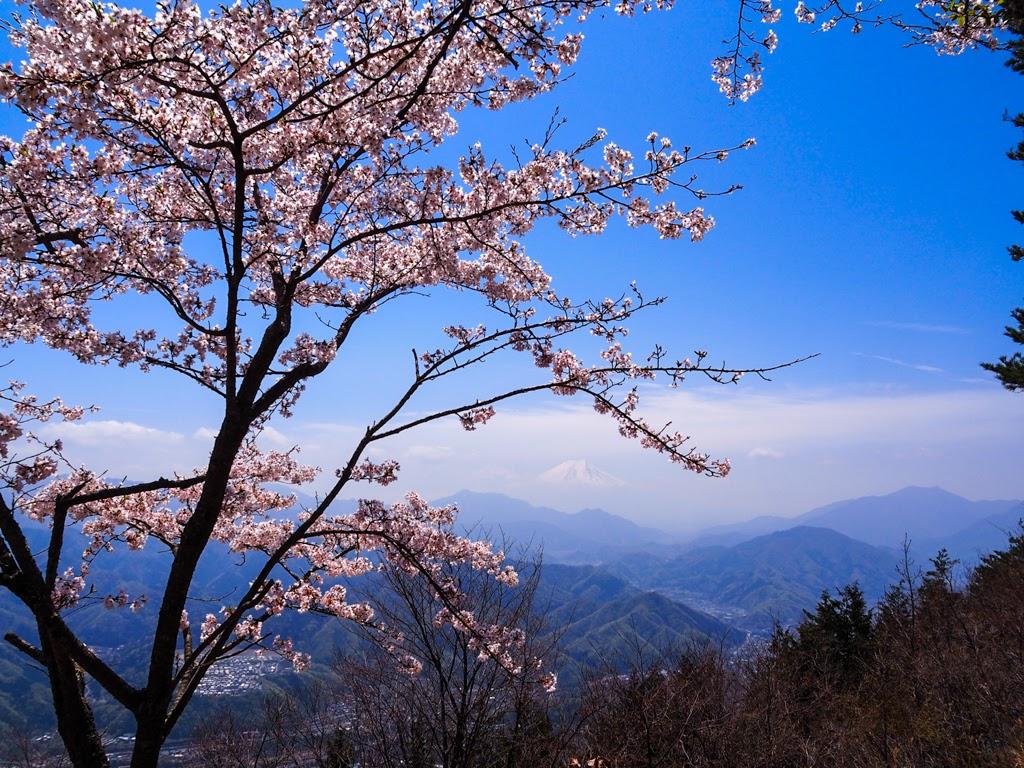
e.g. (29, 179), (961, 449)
(692, 487), (1022, 551)
(797, 487), (1020, 547)
(918, 501), (1024, 562)
(609, 526), (901, 631)
(435, 490), (677, 563)
(692, 515), (796, 547)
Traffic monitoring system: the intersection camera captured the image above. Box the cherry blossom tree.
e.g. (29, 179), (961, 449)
(5, 0), (1003, 765)
(0, 0), (794, 763)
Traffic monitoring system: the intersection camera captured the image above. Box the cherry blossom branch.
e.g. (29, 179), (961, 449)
(0, 0), (824, 761)
(0, 495), (142, 710)
(370, 354), (815, 469)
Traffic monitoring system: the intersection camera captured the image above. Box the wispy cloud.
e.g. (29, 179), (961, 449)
(404, 444), (455, 462)
(46, 420), (185, 446)
(748, 447), (784, 460)
(282, 385), (1020, 525)
(258, 426), (294, 449)
(864, 320), (970, 335)
(40, 387), (1022, 532)
(856, 353), (944, 373)
(40, 419), (200, 479)
(193, 426), (218, 442)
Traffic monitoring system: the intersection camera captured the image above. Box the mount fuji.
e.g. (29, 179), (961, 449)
(539, 458), (624, 487)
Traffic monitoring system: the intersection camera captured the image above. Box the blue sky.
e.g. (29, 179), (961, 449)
(2, 2), (1022, 530)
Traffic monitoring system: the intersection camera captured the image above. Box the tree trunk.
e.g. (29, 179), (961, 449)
(129, 420), (249, 768)
(38, 622), (110, 768)
(128, 720), (163, 768)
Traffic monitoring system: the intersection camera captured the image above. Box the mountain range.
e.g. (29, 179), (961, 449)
(0, 484), (1019, 730)
(436, 490), (674, 563)
(693, 486), (1023, 555)
(441, 485), (1023, 631)
(0, 518), (738, 731)
(607, 526), (900, 630)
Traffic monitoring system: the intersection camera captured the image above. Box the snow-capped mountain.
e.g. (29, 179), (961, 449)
(539, 459), (624, 487)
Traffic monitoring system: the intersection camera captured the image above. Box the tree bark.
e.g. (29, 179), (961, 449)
(128, 722), (162, 768)
(38, 621), (110, 768)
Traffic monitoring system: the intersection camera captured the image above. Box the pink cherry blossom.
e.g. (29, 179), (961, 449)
(0, 0), (804, 764)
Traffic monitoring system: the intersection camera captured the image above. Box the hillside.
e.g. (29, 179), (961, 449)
(537, 563), (744, 669)
(0, 535), (735, 730)
(919, 502), (1024, 561)
(610, 526), (901, 631)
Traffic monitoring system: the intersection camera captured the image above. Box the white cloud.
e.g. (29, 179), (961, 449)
(38, 386), (1021, 533)
(47, 420), (185, 446)
(748, 447), (783, 460)
(287, 385), (1021, 530)
(39, 419), (200, 479)
(404, 444), (455, 462)
(258, 426), (293, 449)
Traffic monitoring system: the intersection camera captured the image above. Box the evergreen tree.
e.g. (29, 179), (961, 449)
(793, 584), (874, 687)
(972, 522), (1024, 593)
(983, 0), (1024, 390)
(922, 548), (958, 593)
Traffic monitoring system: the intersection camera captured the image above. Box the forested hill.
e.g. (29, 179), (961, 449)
(0, 527), (738, 732)
(536, 563), (745, 667)
(607, 526), (900, 630)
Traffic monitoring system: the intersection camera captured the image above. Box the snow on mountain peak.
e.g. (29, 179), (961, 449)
(539, 459), (624, 487)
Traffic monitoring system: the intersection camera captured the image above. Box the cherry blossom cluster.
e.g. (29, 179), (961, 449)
(27, 444), (310, 552)
(797, 0), (1009, 52)
(458, 406), (497, 431)
(102, 590), (146, 613)
(711, 1), (1008, 103)
(0, 381), (91, 495)
(177, 492), (522, 675)
(904, 0), (1005, 53)
(0, 0), (785, 748)
(51, 568), (85, 610)
(711, 0), (783, 102)
(348, 458), (401, 486)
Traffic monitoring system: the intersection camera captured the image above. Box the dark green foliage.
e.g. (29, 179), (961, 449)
(981, 307), (1024, 390)
(788, 583), (874, 688)
(575, 646), (734, 768)
(984, 0), (1024, 390)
